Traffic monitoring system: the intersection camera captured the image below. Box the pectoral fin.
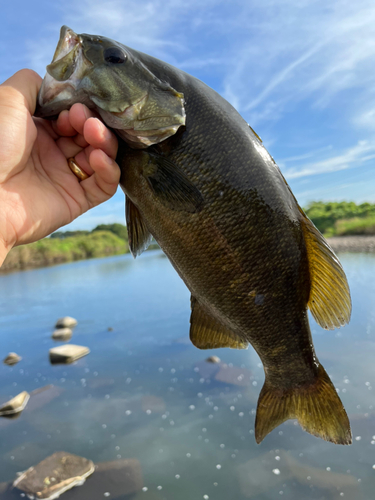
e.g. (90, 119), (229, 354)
(143, 153), (204, 213)
(125, 196), (152, 257)
(300, 212), (351, 329)
(190, 296), (248, 349)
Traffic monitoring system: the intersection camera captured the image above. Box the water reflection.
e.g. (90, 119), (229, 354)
(0, 251), (374, 499)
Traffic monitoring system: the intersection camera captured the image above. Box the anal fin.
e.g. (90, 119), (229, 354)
(125, 196), (152, 257)
(300, 211), (351, 329)
(190, 296), (248, 350)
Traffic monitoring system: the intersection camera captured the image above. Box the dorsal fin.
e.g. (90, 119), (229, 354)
(190, 296), (248, 349)
(125, 196), (152, 257)
(299, 212), (351, 330)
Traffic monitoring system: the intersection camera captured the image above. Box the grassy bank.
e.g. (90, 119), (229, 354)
(1, 230), (128, 273)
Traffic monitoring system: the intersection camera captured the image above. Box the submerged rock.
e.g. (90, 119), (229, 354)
(141, 396), (166, 414)
(49, 345), (90, 364)
(55, 317), (77, 329)
(3, 352), (22, 366)
(194, 360), (221, 379)
(0, 391), (30, 417)
(13, 451), (94, 500)
(214, 364), (252, 386)
(237, 449), (359, 498)
(52, 328), (73, 341)
(61, 459), (143, 500)
(206, 355), (221, 363)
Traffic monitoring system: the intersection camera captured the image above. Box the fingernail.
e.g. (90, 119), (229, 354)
(83, 106), (90, 120)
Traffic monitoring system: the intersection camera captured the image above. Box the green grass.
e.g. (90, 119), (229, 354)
(334, 216), (375, 236)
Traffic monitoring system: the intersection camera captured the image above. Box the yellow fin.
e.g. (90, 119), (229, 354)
(190, 297), (248, 350)
(255, 364), (352, 445)
(300, 213), (351, 329)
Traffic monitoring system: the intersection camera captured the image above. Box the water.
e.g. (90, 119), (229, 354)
(0, 251), (374, 499)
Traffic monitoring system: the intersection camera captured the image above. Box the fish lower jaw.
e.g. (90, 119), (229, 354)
(40, 82), (76, 107)
(117, 124), (182, 148)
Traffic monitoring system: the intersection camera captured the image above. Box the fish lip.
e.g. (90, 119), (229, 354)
(36, 26), (90, 115)
(52, 25), (82, 63)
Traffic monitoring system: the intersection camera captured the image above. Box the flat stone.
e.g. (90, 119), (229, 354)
(49, 345), (90, 364)
(61, 459), (143, 500)
(214, 364), (252, 386)
(206, 355), (221, 363)
(3, 352), (22, 365)
(52, 328), (73, 341)
(13, 452), (94, 500)
(55, 317), (77, 329)
(0, 391), (30, 417)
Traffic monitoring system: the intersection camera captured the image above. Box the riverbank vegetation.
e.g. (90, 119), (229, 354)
(1, 201), (374, 272)
(1, 229), (128, 272)
(304, 201), (375, 236)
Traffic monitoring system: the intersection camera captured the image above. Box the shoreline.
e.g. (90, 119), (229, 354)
(0, 235), (373, 275)
(326, 235), (375, 253)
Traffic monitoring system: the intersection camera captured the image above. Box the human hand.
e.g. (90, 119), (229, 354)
(0, 69), (120, 264)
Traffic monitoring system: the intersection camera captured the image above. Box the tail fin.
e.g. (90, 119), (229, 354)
(255, 364), (352, 445)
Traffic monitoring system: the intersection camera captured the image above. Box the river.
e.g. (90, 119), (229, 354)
(0, 251), (374, 499)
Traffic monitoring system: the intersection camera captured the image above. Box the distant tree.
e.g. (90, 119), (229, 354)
(92, 223), (128, 241)
(50, 230), (90, 239)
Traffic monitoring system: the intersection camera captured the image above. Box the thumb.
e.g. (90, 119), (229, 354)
(0, 69), (42, 115)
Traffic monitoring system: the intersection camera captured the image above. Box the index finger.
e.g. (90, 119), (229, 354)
(52, 103), (97, 137)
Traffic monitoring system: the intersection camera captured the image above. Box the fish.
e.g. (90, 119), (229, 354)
(35, 26), (352, 445)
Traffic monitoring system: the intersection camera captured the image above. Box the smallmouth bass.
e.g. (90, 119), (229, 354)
(35, 26), (352, 445)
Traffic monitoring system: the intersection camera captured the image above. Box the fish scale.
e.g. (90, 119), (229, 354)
(35, 26), (352, 445)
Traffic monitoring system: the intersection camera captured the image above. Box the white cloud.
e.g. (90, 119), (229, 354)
(283, 140), (375, 179)
(219, 0), (375, 129)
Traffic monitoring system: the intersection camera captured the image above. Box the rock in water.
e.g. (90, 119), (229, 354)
(0, 391), (30, 417)
(49, 345), (90, 364)
(206, 355), (221, 363)
(55, 317), (77, 329)
(13, 451), (94, 500)
(3, 353), (22, 366)
(52, 328), (73, 341)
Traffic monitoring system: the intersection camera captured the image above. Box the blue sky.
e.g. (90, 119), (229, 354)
(2, 0), (375, 230)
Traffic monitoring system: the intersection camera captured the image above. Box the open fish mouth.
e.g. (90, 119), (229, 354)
(36, 26), (92, 114)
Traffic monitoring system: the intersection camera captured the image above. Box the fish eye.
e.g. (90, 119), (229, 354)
(104, 47), (127, 64)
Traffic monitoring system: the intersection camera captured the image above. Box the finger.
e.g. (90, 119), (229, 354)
(0, 69), (41, 115)
(52, 109), (77, 137)
(75, 148), (95, 176)
(55, 136), (89, 159)
(84, 117), (118, 160)
(80, 149), (120, 206)
(67, 103), (97, 136)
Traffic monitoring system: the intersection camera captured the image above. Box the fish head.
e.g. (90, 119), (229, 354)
(35, 26), (186, 147)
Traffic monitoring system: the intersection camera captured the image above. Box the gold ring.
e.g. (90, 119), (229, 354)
(68, 157), (89, 181)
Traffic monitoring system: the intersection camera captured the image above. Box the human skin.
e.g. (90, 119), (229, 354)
(0, 69), (120, 266)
